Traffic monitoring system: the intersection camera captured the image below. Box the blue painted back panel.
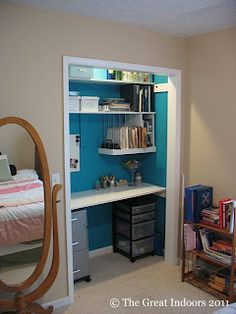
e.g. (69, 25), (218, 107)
(87, 203), (113, 250)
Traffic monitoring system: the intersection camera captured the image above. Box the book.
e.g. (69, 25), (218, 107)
(120, 84), (140, 112)
(120, 84), (153, 112)
(183, 224), (196, 251)
(219, 198), (231, 228)
(185, 184), (202, 222)
(185, 184), (213, 223)
(194, 186), (213, 223)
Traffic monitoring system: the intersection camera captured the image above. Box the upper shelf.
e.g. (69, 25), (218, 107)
(69, 77), (155, 86)
(69, 111), (156, 115)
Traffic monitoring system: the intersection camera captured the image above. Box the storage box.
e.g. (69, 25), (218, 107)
(116, 201), (155, 215)
(116, 218), (155, 240)
(69, 96), (80, 112)
(69, 65), (93, 79)
(117, 236), (154, 257)
(80, 96), (99, 112)
(116, 209), (155, 223)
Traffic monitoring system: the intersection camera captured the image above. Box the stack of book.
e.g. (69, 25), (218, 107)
(209, 268), (236, 294)
(101, 98), (131, 112)
(198, 228), (235, 266)
(201, 207), (220, 226)
(105, 126), (148, 150)
(210, 239), (232, 256)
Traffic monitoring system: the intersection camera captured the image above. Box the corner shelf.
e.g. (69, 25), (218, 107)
(98, 147), (156, 155)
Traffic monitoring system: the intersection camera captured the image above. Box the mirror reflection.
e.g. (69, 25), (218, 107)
(0, 124), (44, 285)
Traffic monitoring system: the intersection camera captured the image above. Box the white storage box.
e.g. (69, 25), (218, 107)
(69, 96), (80, 112)
(80, 96), (99, 112)
(69, 65), (93, 79)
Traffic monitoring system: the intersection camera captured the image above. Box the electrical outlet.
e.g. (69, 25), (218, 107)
(51, 173), (60, 187)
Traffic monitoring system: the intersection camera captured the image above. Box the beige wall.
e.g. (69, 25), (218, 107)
(187, 27), (236, 203)
(0, 2), (187, 304)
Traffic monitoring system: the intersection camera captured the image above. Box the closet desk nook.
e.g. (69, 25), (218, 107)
(64, 56), (181, 289)
(70, 183), (165, 281)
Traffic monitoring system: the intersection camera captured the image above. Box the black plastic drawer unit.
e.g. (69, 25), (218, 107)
(113, 195), (156, 262)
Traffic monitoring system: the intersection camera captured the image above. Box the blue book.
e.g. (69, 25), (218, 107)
(185, 184), (202, 222)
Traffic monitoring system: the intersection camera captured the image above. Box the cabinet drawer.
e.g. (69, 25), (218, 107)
(116, 236), (154, 257)
(116, 218), (155, 240)
(116, 209), (155, 223)
(73, 249), (89, 281)
(116, 201), (155, 215)
(71, 210), (88, 250)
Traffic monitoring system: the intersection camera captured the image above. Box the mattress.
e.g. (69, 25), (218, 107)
(0, 170), (44, 246)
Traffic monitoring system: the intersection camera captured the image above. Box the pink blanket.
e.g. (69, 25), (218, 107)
(0, 178), (44, 246)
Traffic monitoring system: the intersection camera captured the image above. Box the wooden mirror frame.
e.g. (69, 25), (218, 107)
(0, 117), (61, 314)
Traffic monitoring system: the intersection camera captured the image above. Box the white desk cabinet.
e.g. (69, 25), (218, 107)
(71, 209), (91, 282)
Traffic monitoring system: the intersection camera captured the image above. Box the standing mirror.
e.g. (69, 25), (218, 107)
(0, 117), (61, 314)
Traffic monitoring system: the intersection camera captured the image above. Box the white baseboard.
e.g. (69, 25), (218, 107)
(43, 295), (73, 310)
(89, 245), (113, 258)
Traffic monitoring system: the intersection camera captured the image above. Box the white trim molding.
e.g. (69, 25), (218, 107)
(63, 56), (182, 305)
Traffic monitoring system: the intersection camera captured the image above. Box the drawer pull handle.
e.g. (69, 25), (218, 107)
(72, 241), (79, 246)
(73, 269), (81, 274)
(72, 218), (78, 222)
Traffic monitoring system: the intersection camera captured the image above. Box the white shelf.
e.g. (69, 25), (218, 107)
(98, 146), (156, 155)
(69, 77), (154, 86)
(71, 183), (166, 210)
(69, 111), (156, 115)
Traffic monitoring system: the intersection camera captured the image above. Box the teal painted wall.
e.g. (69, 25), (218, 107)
(69, 76), (167, 251)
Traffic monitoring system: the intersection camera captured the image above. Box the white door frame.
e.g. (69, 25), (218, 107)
(63, 56), (181, 303)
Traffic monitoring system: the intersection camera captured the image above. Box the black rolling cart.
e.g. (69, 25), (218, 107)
(113, 195), (156, 262)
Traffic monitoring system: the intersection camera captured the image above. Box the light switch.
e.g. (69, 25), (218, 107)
(51, 173), (60, 187)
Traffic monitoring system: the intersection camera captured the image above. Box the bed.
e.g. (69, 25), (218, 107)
(0, 169), (44, 246)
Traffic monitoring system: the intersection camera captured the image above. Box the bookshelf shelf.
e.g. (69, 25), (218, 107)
(98, 146), (156, 155)
(184, 273), (230, 301)
(196, 223), (232, 235)
(192, 250), (232, 268)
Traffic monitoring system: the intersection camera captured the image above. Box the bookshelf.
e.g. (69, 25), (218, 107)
(182, 186), (236, 303)
(69, 66), (157, 157)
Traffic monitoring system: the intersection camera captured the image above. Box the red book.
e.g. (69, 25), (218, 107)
(219, 198), (231, 229)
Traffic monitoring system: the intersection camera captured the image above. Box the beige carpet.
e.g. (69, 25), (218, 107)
(55, 253), (225, 314)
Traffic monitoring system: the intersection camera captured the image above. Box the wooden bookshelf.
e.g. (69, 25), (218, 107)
(182, 188), (236, 303)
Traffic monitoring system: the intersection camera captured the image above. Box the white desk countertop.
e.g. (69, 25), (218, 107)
(71, 183), (166, 210)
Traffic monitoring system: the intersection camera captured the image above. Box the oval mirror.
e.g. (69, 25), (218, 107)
(0, 117), (52, 291)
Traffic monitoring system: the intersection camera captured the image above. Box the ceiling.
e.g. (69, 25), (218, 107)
(8, 0), (236, 37)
